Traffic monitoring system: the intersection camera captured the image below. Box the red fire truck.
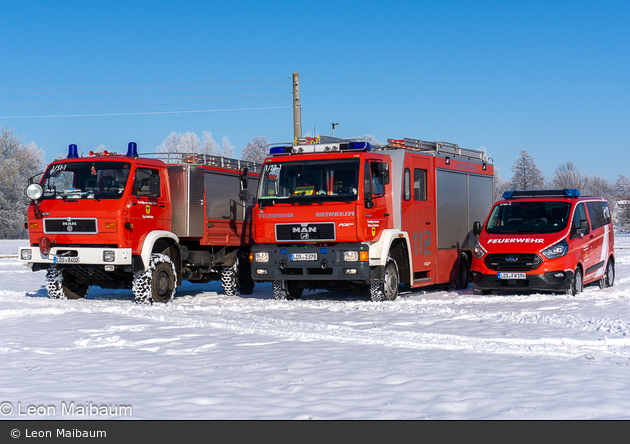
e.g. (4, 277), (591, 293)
(250, 136), (494, 301)
(19, 143), (260, 304)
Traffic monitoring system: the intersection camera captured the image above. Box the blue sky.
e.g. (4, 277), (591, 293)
(1, 0), (628, 182)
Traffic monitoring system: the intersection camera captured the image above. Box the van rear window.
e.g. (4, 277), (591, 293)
(586, 201), (611, 230)
(486, 201), (571, 234)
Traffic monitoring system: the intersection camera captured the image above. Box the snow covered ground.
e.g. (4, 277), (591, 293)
(2, 233), (630, 420)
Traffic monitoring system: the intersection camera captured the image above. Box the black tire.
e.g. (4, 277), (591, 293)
(370, 257), (399, 302)
(473, 287), (491, 295)
(598, 259), (615, 289)
(133, 253), (177, 304)
(45, 265), (88, 300)
(237, 253), (255, 295)
(457, 254), (470, 290)
(272, 280), (302, 300)
(565, 267), (583, 296)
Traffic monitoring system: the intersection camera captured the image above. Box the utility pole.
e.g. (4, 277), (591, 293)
(331, 122), (339, 137)
(293, 73), (301, 140)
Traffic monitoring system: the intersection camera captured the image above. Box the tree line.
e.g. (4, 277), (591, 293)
(1, 127), (628, 238)
(494, 149), (630, 228)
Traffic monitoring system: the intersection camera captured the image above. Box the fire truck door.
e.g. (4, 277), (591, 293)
(400, 156), (435, 285)
(363, 160), (389, 240)
(128, 167), (167, 238)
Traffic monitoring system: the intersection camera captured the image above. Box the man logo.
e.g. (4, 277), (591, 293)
(301, 232), (309, 240)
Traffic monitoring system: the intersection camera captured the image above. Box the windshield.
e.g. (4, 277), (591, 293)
(258, 159), (360, 205)
(485, 201), (572, 234)
(41, 161), (131, 200)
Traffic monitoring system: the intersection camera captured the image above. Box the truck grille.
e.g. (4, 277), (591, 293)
(44, 218), (98, 234)
(484, 253), (542, 271)
(275, 223), (335, 241)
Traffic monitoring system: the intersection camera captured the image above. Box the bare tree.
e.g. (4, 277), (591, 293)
(157, 131), (201, 153)
(493, 168), (511, 202)
(241, 137), (269, 163)
(509, 150), (545, 190)
(0, 125), (46, 238)
(221, 136), (234, 158)
(200, 131), (220, 155)
(550, 161), (590, 191)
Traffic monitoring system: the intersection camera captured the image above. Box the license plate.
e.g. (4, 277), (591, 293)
(498, 272), (526, 280)
(55, 257), (79, 264)
(290, 253), (317, 261)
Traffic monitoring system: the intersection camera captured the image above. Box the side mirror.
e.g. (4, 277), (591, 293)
(379, 163), (390, 185)
(240, 167), (249, 189)
(239, 190), (250, 202)
(578, 219), (589, 235)
(473, 221), (482, 237)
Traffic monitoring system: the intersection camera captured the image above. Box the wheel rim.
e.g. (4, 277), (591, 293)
(607, 263), (614, 286)
(575, 270), (583, 293)
(384, 262), (399, 300)
(155, 269), (171, 298)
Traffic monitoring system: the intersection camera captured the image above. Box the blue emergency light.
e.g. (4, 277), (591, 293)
(345, 141), (371, 151)
(126, 142), (138, 157)
(269, 146), (292, 155)
(502, 189), (581, 199)
(67, 144), (79, 158)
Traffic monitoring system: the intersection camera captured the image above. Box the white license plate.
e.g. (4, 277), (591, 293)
(498, 272), (526, 280)
(290, 253), (317, 261)
(55, 257), (79, 264)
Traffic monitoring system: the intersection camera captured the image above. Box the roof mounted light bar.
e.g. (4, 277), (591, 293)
(269, 139), (371, 156)
(502, 189), (581, 199)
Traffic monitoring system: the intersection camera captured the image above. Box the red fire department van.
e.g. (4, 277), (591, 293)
(470, 189), (615, 295)
(19, 143), (260, 303)
(250, 136), (494, 301)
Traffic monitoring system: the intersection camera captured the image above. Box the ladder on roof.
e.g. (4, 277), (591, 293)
(143, 152), (262, 173)
(386, 138), (487, 161)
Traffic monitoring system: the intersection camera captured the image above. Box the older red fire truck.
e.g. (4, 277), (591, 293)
(19, 143), (259, 303)
(250, 136), (494, 301)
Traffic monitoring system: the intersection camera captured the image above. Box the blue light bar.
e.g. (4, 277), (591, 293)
(67, 144), (79, 158)
(502, 190), (515, 199)
(564, 189), (580, 197)
(345, 141), (371, 151)
(126, 142), (138, 157)
(270, 146), (292, 155)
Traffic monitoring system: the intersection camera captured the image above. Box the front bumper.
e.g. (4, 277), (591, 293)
(471, 269), (574, 293)
(19, 246), (133, 268)
(251, 243), (377, 283)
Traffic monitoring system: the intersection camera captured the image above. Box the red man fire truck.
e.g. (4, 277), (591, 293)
(250, 136), (494, 300)
(19, 142), (259, 303)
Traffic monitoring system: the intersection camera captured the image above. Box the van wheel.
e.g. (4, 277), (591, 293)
(598, 260), (615, 289)
(566, 267), (583, 296)
(370, 258), (399, 301)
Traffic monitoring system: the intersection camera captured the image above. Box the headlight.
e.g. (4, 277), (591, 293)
(26, 183), (43, 201)
(21, 249), (32, 261)
(254, 252), (270, 263)
(103, 250), (116, 262)
(472, 241), (487, 259)
(542, 239), (569, 259)
(343, 251), (359, 262)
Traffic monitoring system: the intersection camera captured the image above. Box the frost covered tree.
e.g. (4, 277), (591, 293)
(0, 125), (46, 239)
(241, 137), (269, 163)
(492, 168), (511, 202)
(508, 150), (545, 190)
(550, 161), (589, 191)
(200, 131), (219, 155)
(221, 136), (234, 158)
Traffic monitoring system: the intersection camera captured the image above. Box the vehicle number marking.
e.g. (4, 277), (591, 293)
(498, 272), (526, 280)
(290, 253), (317, 261)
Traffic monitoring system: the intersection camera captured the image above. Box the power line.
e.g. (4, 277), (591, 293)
(0, 105), (292, 119)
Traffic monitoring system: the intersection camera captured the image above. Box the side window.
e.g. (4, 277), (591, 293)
(414, 169), (427, 201)
(134, 168), (160, 197)
(363, 161), (372, 200)
(570, 203), (590, 239)
(586, 202), (611, 230)
(403, 168), (411, 201)
(370, 162), (385, 196)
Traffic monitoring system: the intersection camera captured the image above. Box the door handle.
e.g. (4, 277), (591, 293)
(426, 221), (431, 225)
